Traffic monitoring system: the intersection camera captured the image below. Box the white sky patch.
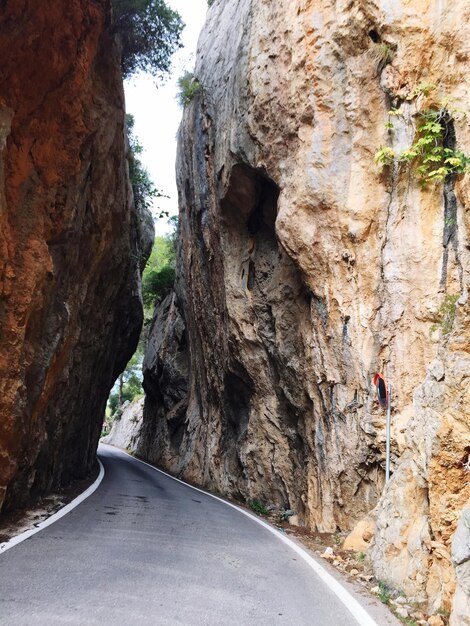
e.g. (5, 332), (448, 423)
(124, 0), (208, 236)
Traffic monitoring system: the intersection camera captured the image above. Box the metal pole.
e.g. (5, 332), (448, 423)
(385, 383), (391, 482)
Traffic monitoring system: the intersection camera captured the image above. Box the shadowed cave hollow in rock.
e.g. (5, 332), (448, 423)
(219, 164), (313, 512)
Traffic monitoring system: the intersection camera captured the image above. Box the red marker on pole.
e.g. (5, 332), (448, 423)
(373, 372), (388, 410)
(373, 372), (392, 482)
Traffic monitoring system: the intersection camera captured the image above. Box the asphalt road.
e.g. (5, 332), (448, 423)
(0, 445), (370, 625)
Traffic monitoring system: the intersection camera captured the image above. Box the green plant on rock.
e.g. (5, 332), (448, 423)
(406, 82), (437, 100)
(126, 114), (169, 223)
(248, 499), (270, 516)
(375, 146), (395, 166)
(177, 71), (203, 107)
(142, 264), (175, 308)
(375, 86), (470, 185)
(430, 294), (460, 336)
(370, 42), (394, 72)
(378, 581), (392, 605)
(108, 351), (144, 417)
(141, 228), (177, 312)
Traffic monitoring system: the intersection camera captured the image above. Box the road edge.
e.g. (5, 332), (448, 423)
(0, 459), (105, 556)
(109, 445), (380, 626)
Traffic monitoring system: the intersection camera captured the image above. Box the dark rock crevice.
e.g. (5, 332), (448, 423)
(440, 118), (463, 291)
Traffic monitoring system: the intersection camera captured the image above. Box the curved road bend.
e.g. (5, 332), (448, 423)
(1, 445), (370, 625)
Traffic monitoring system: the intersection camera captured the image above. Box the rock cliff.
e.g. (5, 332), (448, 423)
(102, 398), (144, 453)
(140, 0), (469, 617)
(0, 0), (152, 512)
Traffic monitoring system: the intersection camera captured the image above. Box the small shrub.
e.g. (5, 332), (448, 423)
(437, 607), (451, 618)
(406, 82), (437, 100)
(370, 42), (394, 72)
(177, 71), (202, 107)
(356, 551), (366, 563)
(375, 146), (395, 167)
(142, 264), (175, 307)
(378, 581), (392, 605)
(375, 85), (470, 185)
(430, 294), (460, 336)
(249, 499), (270, 516)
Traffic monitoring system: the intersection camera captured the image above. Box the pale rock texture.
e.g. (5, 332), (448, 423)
(102, 399), (144, 453)
(0, 0), (152, 512)
(343, 517), (376, 552)
(450, 503), (470, 625)
(141, 0), (470, 616)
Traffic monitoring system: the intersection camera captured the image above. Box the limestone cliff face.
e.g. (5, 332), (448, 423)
(0, 0), (152, 511)
(140, 0), (470, 614)
(101, 398), (144, 453)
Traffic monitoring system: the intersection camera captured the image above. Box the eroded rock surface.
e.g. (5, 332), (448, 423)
(0, 0), (152, 511)
(141, 0), (470, 615)
(101, 399), (144, 453)
(451, 503), (470, 625)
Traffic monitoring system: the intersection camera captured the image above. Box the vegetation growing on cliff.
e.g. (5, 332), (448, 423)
(107, 228), (176, 420)
(112, 0), (184, 78)
(177, 71), (202, 106)
(126, 114), (169, 221)
(430, 294), (460, 336)
(369, 42), (394, 74)
(375, 87), (470, 185)
(142, 228), (176, 310)
(105, 116), (176, 421)
(108, 351), (143, 417)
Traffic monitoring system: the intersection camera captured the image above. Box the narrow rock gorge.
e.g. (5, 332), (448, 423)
(0, 0), (152, 512)
(139, 0), (470, 620)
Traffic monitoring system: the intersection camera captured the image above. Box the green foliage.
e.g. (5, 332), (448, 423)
(248, 500), (271, 516)
(374, 146), (395, 166)
(406, 82), (436, 100)
(108, 351), (144, 417)
(375, 86), (470, 185)
(106, 227), (178, 419)
(126, 114), (168, 219)
(146, 233), (176, 271)
(356, 551), (366, 563)
(112, 0), (184, 79)
(430, 294), (460, 336)
(370, 42), (394, 72)
(207, 0), (215, 5)
(142, 265), (175, 308)
(114, 407), (123, 421)
(142, 230), (177, 311)
(177, 71), (203, 107)
(378, 581), (392, 605)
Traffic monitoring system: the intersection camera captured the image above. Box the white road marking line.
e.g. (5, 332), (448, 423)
(0, 459), (105, 555)
(108, 445), (380, 626)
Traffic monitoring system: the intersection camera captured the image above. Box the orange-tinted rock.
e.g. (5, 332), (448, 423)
(0, 0), (151, 511)
(140, 0), (470, 620)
